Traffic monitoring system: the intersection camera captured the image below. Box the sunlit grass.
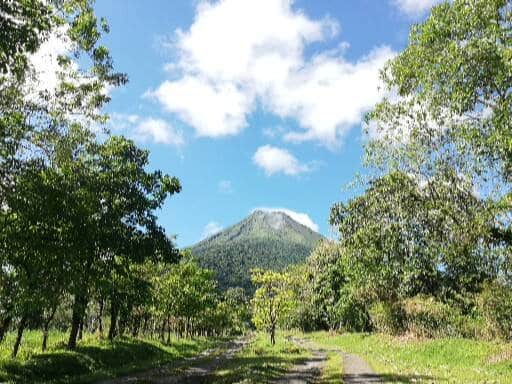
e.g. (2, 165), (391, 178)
(210, 331), (310, 383)
(319, 351), (343, 384)
(0, 330), (223, 384)
(306, 331), (512, 383)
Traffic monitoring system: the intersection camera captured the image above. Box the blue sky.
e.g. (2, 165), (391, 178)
(91, 0), (441, 247)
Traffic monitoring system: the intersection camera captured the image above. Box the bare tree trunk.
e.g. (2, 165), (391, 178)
(160, 318), (166, 342)
(12, 316), (27, 358)
(108, 301), (118, 341)
(166, 316), (171, 344)
(142, 315), (149, 337)
(42, 305), (57, 352)
(270, 324), (276, 346)
(98, 299), (104, 337)
(68, 295), (86, 350)
(78, 319), (84, 341)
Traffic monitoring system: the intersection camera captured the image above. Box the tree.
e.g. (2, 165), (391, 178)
(330, 171), (498, 306)
(251, 269), (294, 345)
(366, 0), (511, 244)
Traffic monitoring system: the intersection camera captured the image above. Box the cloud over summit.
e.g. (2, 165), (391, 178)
(148, 0), (394, 146)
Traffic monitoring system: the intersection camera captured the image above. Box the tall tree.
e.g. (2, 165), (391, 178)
(366, 0), (511, 244)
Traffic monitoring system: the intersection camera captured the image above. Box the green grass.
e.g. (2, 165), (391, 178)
(0, 330), (224, 384)
(208, 331), (311, 383)
(306, 331), (512, 383)
(319, 351), (343, 384)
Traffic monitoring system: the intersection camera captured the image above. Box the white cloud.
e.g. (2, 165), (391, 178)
(201, 221), (223, 240)
(134, 118), (185, 146)
(110, 114), (184, 147)
(148, 77), (253, 137)
(252, 207), (319, 232)
(147, 0), (395, 146)
(253, 145), (309, 176)
(218, 180), (233, 194)
(392, 0), (444, 16)
(27, 27), (73, 100)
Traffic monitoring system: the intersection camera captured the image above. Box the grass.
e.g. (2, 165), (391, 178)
(0, 330), (224, 384)
(319, 351), (343, 384)
(305, 331), (512, 383)
(207, 331), (311, 383)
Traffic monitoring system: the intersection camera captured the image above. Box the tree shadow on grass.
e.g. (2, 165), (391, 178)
(177, 354), (309, 384)
(341, 373), (444, 383)
(0, 337), (213, 384)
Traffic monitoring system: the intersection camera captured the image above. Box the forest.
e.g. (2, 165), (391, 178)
(1, 0), (511, 383)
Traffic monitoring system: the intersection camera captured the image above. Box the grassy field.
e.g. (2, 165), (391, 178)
(0, 330), (223, 384)
(305, 331), (512, 383)
(207, 331), (311, 383)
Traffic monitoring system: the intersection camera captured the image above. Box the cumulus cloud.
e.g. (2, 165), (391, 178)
(134, 118), (185, 146)
(392, 0), (444, 16)
(201, 221), (223, 240)
(253, 145), (309, 176)
(147, 0), (395, 146)
(110, 114), (184, 146)
(252, 207), (319, 232)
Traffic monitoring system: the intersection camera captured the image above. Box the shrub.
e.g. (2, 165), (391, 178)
(402, 295), (459, 338)
(476, 281), (512, 341)
(331, 295), (371, 332)
(453, 314), (487, 340)
(369, 301), (406, 335)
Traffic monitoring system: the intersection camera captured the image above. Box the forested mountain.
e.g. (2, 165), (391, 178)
(191, 210), (323, 291)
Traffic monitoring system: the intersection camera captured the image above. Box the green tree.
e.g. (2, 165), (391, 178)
(251, 269), (294, 345)
(366, 0), (511, 244)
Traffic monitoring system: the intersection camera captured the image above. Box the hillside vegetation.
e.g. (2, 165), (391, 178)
(192, 210), (323, 291)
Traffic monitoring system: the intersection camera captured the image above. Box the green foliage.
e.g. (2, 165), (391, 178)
(0, 330), (220, 383)
(370, 0), (512, 182)
(251, 269), (295, 345)
(402, 296), (460, 338)
(476, 281), (512, 341)
(0, 0), (186, 357)
(192, 211), (322, 292)
(369, 302), (406, 335)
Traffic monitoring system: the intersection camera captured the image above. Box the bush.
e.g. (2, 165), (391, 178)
(453, 314), (487, 340)
(369, 301), (406, 335)
(331, 295), (371, 332)
(402, 295), (459, 338)
(476, 281), (512, 341)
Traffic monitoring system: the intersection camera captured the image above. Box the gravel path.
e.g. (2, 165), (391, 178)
(96, 337), (247, 384)
(342, 352), (382, 383)
(272, 346), (327, 384)
(282, 337), (382, 384)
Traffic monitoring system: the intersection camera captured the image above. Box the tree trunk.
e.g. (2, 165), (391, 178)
(41, 306), (57, 352)
(108, 301), (119, 341)
(12, 316), (27, 358)
(166, 316), (171, 344)
(67, 295), (86, 350)
(142, 315), (149, 337)
(160, 318), (166, 342)
(132, 316), (140, 338)
(98, 299), (104, 337)
(0, 316), (12, 344)
(78, 319), (84, 341)
(270, 324), (276, 346)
